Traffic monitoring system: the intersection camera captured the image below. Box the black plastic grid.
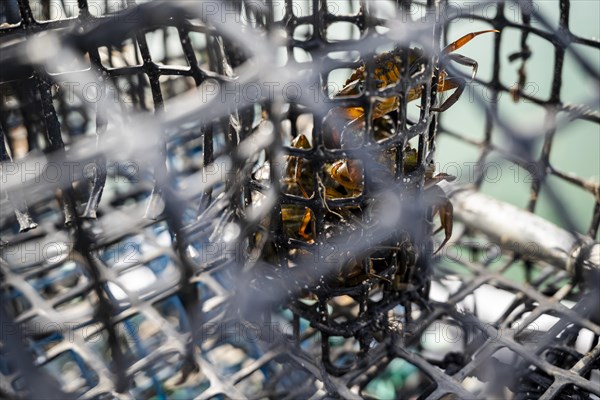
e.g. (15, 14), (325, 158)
(0, 1), (598, 399)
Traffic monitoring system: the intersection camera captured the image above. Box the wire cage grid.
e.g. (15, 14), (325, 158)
(0, 1), (599, 399)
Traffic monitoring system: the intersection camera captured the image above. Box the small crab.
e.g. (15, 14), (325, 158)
(320, 31), (497, 252)
(272, 31), (495, 249)
(323, 29), (499, 145)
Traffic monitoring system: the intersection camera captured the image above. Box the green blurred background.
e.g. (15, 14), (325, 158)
(436, 0), (599, 239)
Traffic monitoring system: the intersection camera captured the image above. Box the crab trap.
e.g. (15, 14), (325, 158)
(0, 0), (599, 399)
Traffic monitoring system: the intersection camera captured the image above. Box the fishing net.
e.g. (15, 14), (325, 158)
(0, 0), (598, 399)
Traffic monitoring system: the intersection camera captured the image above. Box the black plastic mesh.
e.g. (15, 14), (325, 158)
(0, 1), (599, 399)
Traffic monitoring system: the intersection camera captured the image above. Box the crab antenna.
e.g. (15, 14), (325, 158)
(442, 29), (500, 54)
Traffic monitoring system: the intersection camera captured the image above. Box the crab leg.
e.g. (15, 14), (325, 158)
(433, 201), (454, 254)
(427, 185), (454, 254)
(442, 29), (499, 54)
(425, 185), (454, 254)
(297, 208), (314, 241)
(447, 53), (479, 80)
(431, 76), (466, 112)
